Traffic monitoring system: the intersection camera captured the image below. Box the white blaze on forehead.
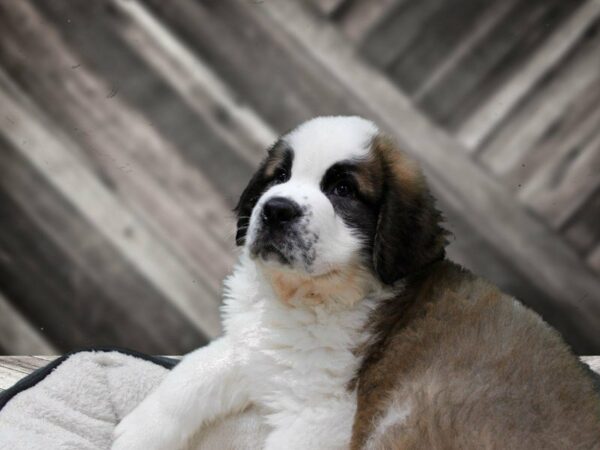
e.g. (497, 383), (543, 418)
(283, 116), (378, 182)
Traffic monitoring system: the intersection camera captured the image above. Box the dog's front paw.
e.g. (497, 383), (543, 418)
(111, 400), (187, 450)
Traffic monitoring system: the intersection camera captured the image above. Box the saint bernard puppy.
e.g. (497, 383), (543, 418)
(113, 116), (600, 450)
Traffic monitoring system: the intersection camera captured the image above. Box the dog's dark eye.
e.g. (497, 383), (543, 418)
(332, 180), (355, 198)
(273, 168), (289, 184)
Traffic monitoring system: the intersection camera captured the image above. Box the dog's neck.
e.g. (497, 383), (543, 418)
(257, 261), (392, 310)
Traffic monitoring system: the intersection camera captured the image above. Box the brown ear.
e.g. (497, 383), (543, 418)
(371, 136), (448, 284)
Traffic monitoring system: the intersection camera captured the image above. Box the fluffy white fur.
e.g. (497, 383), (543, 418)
(112, 117), (393, 450)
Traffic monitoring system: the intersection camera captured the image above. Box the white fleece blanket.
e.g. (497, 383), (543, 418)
(0, 350), (269, 450)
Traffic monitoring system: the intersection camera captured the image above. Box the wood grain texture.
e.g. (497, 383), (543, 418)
(417, 0), (582, 128)
(336, 0), (399, 43)
(387, 0), (492, 95)
(478, 24), (600, 182)
(143, 0), (364, 131)
(360, 0), (444, 69)
(458, 0), (600, 150)
(0, 293), (56, 355)
(308, 0), (349, 16)
(0, 356), (50, 392)
(563, 188), (600, 259)
(0, 78), (220, 335)
(0, 134), (205, 353)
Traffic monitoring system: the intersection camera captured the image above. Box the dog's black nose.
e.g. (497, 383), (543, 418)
(262, 197), (301, 227)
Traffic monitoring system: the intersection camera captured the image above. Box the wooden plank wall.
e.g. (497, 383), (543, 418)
(321, 0), (600, 277)
(0, 0), (598, 354)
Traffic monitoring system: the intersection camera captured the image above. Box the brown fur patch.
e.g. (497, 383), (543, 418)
(348, 135), (422, 202)
(263, 143), (287, 178)
(369, 135), (423, 196)
(352, 261), (600, 449)
(265, 263), (371, 309)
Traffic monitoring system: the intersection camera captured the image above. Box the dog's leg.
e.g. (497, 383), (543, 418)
(111, 337), (250, 450)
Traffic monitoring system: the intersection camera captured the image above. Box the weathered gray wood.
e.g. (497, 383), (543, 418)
(32, 0), (256, 206)
(412, 0), (516, 103)
(478, 27), (600, 180)
(588, 244), (600, 273)
(261, 0), (600, 349)
(562, 188), (600, 259)
(0, 1), (240, 308)
(25, 0), (247, 242)
(417, 0), (581, 128)
(0, 357), (50, 392)
(491, 74), (600, 195)
(113, 0), (274, 165)
(0, 135), (206, 353)
(0, 293), (56, 355)
(519, 126), (600, 229)
(143, 0), (363, 132)
(336, 0), (399, 43)
(387, 0), (491, 95)
(0, 71), (221, 339)
(360, 0), (444, 69)
(458, 0), (600, 150)
(308, 0), (348, 16)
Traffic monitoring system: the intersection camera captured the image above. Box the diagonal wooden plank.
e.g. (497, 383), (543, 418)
(412, 0), (516, 102)
(143, 0), (363, 132)
(111, 0), (274, 166)
(0, 78), (221, 338)
(260, 0), (600, 348)
(31, 0), (256, 206)
(478, 28), (600, 178)
(0, 292), (56, 355)
(458, 0), (600, 150)
(519, 128), (600, 228)
(0, 357), (53, 391)
(0, 137), (206, 353)
(387, 0), (494, 96)
(588, 243), (600, 273)
(359, 0), (445, 69)
(336, 0), (399, 43)
(417, 0), (580, 129)
(308, 0), (349, 17)
(0, 0), (239, 298)
(562, 186), (600, 256)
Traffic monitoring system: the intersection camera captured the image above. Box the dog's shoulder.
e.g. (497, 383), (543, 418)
(352, 260), (600, 449)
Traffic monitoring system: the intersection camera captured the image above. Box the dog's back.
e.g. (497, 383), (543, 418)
(352, 261), (600, 450)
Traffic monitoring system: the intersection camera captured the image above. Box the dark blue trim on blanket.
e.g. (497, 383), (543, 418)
(0, 347), (178, 411)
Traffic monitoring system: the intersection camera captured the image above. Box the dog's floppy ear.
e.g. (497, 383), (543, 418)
(371, 136), (448, 284)
(234, 140), (292, 246)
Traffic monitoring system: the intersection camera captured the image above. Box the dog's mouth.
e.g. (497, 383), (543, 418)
(250, 238), (292, 266)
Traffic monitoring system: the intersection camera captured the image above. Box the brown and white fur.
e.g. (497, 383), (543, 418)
(113, 116), (600, 450)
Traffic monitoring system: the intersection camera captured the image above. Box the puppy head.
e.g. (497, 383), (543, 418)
(235, 116), (447, 302)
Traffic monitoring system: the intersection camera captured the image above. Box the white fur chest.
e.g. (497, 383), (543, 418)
(221, 256), (379, 430)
